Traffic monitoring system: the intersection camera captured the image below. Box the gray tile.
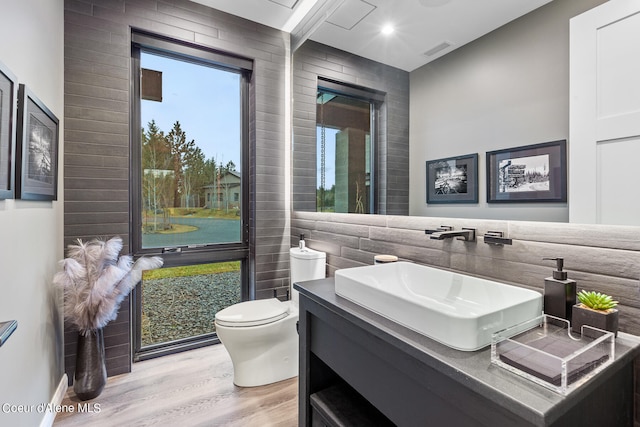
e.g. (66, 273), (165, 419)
(64, 82), (129, 102)
(315, 221), (370, 238)
(65, 94), (129, 112)
(64, 165), (128, 179)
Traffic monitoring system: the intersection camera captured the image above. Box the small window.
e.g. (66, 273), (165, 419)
(316, 80), (381, 213)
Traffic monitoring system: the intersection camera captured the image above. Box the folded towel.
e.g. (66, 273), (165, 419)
(499, 334), (609, 386)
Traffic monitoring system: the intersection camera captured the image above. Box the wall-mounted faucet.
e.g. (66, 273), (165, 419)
(425, 225), (453, 235)
(425, 227), (476, 242)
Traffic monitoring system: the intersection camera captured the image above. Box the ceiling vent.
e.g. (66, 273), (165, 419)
(423, 41), (453, 57)
(326, 0), (376, 30)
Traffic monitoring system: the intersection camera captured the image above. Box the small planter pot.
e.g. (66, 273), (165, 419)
(571, 304), (619, 337)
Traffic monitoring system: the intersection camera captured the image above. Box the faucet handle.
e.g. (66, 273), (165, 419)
(425, 225), (453, 235)
(483, 231), (513, 246)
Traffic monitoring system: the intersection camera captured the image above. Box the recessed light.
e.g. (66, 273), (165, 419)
(381, 24), (394, 35)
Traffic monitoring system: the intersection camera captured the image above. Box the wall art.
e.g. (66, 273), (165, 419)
(486, 140), (567, 203)
(426, 153), (478, 204)
(16, 84), (59, 201)
(0, 61), (17, 200)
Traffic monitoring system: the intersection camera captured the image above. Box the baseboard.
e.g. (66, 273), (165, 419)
(39, 373), (68, 427)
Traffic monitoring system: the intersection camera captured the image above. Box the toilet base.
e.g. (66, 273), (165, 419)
(216, 304), (299, 387)
(229, 330), (298, 387)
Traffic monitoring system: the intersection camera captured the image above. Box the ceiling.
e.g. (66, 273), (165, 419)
(191, 0), (554, 71)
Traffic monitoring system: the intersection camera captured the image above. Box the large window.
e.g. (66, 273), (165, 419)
(131, 33), (251, 359)
(139, 51), (243, 248)
(316, 79), (381, 213)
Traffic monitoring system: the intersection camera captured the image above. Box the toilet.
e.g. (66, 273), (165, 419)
(214, 247), (326, 387)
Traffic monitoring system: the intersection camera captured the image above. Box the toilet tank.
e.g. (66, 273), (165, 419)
(290, 247), (326, 303)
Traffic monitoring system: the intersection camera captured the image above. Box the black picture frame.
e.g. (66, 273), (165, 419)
(0, 60), (17, 200)
(486, 140), (567, 203)
(16, 84), (59, 201)
(426, 153), (478, 204)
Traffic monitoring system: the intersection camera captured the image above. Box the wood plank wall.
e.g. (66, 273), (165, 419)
(63, 0), (289, 381)
(292, 211), (640, 424)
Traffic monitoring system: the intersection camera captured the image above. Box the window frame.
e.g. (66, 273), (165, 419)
(316, 78), (384, 214)
(131, 31), (250, 257)
(130, 31), (252, 360)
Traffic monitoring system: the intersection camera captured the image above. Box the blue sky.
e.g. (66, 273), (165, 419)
(141, 51), (241, 168)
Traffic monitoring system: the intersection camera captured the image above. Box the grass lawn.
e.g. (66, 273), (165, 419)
(170, 207), (239, 220)
(143, 261), (241, 280)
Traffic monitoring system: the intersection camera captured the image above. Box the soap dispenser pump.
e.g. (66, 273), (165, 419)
(542, 257), (577, 322)
(299, 233), (306, 250)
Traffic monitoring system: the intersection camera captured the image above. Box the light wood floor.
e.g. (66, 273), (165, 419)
(53, 344), (298, 427)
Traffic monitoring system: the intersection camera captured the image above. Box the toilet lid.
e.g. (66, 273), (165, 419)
(215, 298), (289, 327)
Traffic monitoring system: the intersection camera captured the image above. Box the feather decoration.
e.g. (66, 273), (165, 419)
(54, 236), (163, 334)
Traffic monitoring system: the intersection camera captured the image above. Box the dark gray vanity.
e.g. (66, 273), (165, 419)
(295, 278), (640, 427)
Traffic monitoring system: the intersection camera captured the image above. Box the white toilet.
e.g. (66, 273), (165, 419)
(214, 247), (326, 387)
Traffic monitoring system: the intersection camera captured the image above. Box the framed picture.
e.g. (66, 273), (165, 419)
(16, 84), (59, 201)
(426, 153), (478, 204)
(486, 140), (567, 203)
(0, 60), (18, 200)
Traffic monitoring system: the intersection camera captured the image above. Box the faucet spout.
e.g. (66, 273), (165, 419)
(429, 228), (476, 242)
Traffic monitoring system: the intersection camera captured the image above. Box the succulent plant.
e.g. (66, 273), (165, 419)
(577, 290), (618, 311)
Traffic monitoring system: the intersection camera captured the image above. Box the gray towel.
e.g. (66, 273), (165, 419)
(499, 334), (610, 386)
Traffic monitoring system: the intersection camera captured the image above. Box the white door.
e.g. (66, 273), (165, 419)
(570, 0), (640, 225)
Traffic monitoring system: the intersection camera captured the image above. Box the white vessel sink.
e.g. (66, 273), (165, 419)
(335, 262), (542, 351)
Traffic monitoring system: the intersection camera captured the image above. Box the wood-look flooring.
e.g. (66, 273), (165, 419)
(53, 344), (298, 427)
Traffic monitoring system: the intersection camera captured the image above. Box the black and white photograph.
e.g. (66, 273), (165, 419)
(498, 154), (550, 193)
(426, 153), (478, 204)
(15, 84), (59, 201)
(0, 60), (17, 200)
(435, 163), (468, 195)
(487, 140), (566, 203)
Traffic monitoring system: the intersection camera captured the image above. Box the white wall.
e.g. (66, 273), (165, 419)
(409, 0), (605, 222)
(0, 1), (65, 426)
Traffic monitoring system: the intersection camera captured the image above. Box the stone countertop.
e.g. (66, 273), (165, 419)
(295, 278), (640, 426)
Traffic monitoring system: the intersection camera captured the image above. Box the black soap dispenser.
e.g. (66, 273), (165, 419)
(542, 257), (577, 322)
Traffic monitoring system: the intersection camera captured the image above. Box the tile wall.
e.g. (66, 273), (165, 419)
(64, 0), (289, 379)
(292, 211), (640, 424)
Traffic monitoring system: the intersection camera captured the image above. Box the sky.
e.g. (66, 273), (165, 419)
(141, 51), (241, 168)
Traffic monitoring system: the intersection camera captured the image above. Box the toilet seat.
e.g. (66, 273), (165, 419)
(215, 298), (289, 327)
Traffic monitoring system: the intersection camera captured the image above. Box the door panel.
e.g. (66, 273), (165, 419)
(570, 1), (640, 225)
(596, 137), (640, 224)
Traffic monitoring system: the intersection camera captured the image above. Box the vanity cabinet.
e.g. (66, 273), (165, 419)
(296, 279), (640, 427)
